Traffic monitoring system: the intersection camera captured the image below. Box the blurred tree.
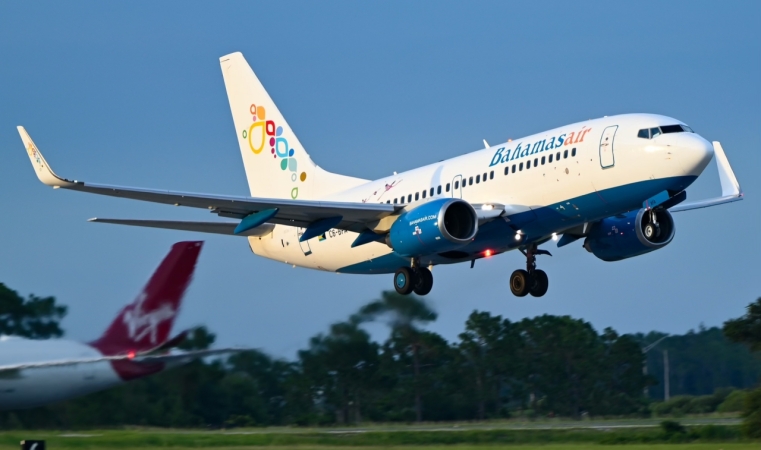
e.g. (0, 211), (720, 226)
(724, 297), (761, 352)
(299, 321), (380, 424)
(177, 326), (216, 350)
(0, 283), (66, 338)
(355, 291), (436, 422)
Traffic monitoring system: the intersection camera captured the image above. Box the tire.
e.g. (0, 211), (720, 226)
(394, 267), (415, 295)
(510, 269), (531, 297)
(413, 267), (434, 296)
(644, 223), (656, 240)
(530, 269), (549, 297)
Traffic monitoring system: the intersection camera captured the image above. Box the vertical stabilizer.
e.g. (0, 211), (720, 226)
(220, 52), (366, 200)
(90, 241), (203, 356)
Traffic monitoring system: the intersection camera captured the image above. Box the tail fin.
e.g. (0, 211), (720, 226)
(219, 52), (366, 200)
(90, 241), (203, 356)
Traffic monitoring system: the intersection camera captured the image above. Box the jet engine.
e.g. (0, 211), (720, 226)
(583, 208), (675, 262)
(388, 198), (478, 257)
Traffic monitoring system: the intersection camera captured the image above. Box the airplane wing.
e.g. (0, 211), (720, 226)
(0, 348), (245, 372)
(86, 218), (275, 237)
(18, 126), (396, 233)
(669, 141), (743, 212)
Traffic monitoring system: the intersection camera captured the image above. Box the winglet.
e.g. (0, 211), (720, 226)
(670, 141), (743, 213)
(17, 126), (74, 187)
(713, 141), (742, 198)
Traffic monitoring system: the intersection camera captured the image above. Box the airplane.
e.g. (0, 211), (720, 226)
(18, 52), (743, 298)
(0, 241), (240, 410)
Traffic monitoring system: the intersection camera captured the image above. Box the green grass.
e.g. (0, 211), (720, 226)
(3, 446), (760, 450)
(0, 425), (755, 448)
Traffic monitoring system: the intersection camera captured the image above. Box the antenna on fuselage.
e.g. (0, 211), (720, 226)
(483, 139), (490, 149)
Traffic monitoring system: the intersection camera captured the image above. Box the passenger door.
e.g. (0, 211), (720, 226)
(599, 125), (618, 168)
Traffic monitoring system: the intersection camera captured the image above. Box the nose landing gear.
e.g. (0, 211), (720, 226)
(510, 244), (550, 297)
(394, 260), (433, 296)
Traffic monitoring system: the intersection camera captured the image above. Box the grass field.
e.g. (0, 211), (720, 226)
(2, 425), (757, 449)
(5, 444), (758, 449)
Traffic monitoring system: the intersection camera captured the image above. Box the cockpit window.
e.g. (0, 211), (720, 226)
(661, 124), (692, 134)
(638, 124), (694, 139)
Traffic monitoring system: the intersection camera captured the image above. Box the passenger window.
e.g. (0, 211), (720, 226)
(469, 176), (473, 185)
(504, 166), (509, 175)
(422, 190), (426, 199)
(437, 186), (441, 195)
(415, 192), (419, 200)
(637, 128), (650, 139)
(556, 152), (561, 160)
(541, 156), (546, 165)
(519, 162), (524, 171)
(446, 183), (450, 192)
(650, 127), (661, 138)
(407, 194), (412, 202)
(549, 154), (553, 163)
(512, 164), (516, 173)
(476, 175), (480, 184)
(563, 149), (568, 159)
(489, 171), (494, 180)
(386, 200), (390, 204)
(393, 198), (397, 204)
(483, 172), (487, 181)
(572, 148), (576, 157)
(454, 181), (459, 189)
(534, 158), (538, 167)
(526, 160), (531, 169)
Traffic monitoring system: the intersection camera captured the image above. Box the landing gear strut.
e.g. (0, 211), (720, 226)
(510, 244), (550, 297)
(393, 260), (434, 296)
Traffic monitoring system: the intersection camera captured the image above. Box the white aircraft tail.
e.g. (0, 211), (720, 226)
(220, 52), (366, 200)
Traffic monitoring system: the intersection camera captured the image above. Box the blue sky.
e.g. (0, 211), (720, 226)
(1, 2), (759, 355)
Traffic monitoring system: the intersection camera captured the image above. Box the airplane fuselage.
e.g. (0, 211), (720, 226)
(0, 337), (122, 410)
(249, 114), (713, 273)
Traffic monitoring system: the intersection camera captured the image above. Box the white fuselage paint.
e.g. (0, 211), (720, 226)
(248, 114), (713, 273)
(0, 337), (122, 410)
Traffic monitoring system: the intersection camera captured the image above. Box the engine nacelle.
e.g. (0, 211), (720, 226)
(388, 198), (478, 257)
(583, 208), (675, 262)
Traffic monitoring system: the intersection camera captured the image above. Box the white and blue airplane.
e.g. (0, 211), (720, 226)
(19, 52), (743, 298)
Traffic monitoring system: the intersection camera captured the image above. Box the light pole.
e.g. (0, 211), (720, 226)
(642, 335), (669, 398)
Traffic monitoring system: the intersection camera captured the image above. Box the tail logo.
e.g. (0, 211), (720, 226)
(241, 104), (307, 199)
(122, 292), (176, 345)
(26, 142), (44, 170)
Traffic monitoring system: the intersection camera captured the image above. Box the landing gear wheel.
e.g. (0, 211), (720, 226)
(394, 267), (415, 295)
(530, 269), (549, 297)
(644, 223), (660, 239)
(510, 269), (531, 297)
(412, 267), (433, 296)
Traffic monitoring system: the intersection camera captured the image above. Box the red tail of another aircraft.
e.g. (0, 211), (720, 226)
(90, 241), (203, 356)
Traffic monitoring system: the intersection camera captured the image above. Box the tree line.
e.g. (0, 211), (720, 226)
(1, 282), (760, 432)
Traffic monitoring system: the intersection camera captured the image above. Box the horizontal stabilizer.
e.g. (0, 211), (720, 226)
(88, 218), (275, 237)
(670, 141), (743, 212)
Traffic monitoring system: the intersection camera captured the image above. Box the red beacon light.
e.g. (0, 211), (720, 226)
(484, 249), (492, 257)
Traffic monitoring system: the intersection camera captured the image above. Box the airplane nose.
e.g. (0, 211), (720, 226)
(678, 133), (714, 177)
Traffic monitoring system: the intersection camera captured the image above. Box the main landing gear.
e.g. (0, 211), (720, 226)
(510, 244), (551, 297)
(643, 209), (661, 240)
(394, 260), (433, 296)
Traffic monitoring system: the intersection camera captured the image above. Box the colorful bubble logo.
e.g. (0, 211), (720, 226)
(243, 104), (308, 199)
